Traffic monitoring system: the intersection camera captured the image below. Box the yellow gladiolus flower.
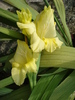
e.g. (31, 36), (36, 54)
(10, 40), (37, 86)
(33, 6), (63, 52)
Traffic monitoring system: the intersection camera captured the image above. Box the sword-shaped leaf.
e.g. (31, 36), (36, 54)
(0, 76), (13, 88)
(0, 85), (31, 100)
(0, 8), (18, 22)
(40, 46), (75, 69)
(29, 69), (68, 100)
(0, 27), (24, 40)
(0, 88), (13, 96)
(53, 0), (72, 46)
(4, 0), (38, 20)
(49, 70), (75, 100)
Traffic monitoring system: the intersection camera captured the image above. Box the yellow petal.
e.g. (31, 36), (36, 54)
(10, 40), (32, 65)
(9, 61), (20, 68)
(35, 6), (56, 39)
(55, 37), (63, 47)
(11, 67), (26, 86)
(43, 37), (63, 52)
(25, 58), (37, 73)
(17, 8), (32, 24)
(30, 32), (45, 52)
(17, 22), (36, 36)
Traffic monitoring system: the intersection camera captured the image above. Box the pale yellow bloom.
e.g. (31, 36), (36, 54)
(34, 6), (63, 52)
(17, 6), (63, 53)
(10, 40), (37, 86)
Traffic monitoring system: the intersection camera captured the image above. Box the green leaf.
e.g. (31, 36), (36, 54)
(0, 85), (31, 100)
(20, 0), (27, 4)
(55, 16), (68, 44)
(39, 68), (66, 76)
(41, 70), (67, 100)
(0, 8), (18, 22)
(0, 32), (13, 39)
(0, 27), (24, 40)
(29, 69), (68, 100)
(0, 54), (13, 63)
(0, 88), (13, 96)
(49, 70), (75, 100)
(0, 56), (8, 63)
(0, 76), (14, 88)
(4, 0), (38, 20)
(0, 39), (12, 41)
(40, 46), (75, 69)
(53, 0), (72, 46)
(29, 75), (53, 100)
(3, 53), (14, 73)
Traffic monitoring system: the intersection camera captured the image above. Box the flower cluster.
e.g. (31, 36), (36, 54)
(10, 6), (63, 86)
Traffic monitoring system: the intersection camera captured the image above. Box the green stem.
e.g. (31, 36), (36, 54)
(33, 53), (41, 87)
(33, 73), (37, 87)
(28, 73), (33, 91)
(28, 53), (41, 90)
(43, 0), (49, 6)
(54, 15), (69, 43)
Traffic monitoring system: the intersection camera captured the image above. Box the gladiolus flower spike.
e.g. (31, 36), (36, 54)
(17, 6), (63, 53)
(10, 6), (63, 86)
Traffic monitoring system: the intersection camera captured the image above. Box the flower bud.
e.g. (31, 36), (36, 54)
(17, 8), (32, 24)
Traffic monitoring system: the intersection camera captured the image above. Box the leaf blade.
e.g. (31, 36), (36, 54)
(29, 75), (53, 100)
(0, 76), (14, 88)
(41, 70), (68, 100)
(53, 0), (72, 46)
(40, 46), (75, 69)
(0, 85), (31, 100)
(4, 0), (38, 20)
(0, 27), (24, 40)
(49, 70), (75, 100)
(0, 88), (13, 96)
(0, 8), (18, 22)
